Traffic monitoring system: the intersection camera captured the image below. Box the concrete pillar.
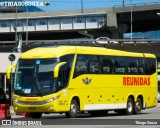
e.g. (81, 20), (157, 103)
(107, 11), (123, 39)
(107, 11), (117, 28)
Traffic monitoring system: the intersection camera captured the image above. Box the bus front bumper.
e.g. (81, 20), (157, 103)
(13, 101), (58, 113)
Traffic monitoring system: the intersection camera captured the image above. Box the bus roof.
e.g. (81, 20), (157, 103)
(20, 46), (76, 59)
(20, 46), (156, 59)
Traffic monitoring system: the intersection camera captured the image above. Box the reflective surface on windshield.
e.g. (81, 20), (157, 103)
(14, 59), (58, 96)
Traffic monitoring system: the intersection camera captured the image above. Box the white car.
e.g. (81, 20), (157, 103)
(94, 37), (119, 45)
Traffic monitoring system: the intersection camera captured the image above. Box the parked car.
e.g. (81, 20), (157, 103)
(94, 37), (119, 45)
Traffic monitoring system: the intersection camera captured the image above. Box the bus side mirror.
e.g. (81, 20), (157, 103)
(54, 62), (67, 78)
(6, 64), (16, 79)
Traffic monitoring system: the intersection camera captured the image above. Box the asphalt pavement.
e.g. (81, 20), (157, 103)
(1, 103), (160, 128)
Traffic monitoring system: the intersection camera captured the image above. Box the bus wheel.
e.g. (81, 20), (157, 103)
(134, 98), (142, 114)
(125, 98), (134, 115)
(30, 112), (42, 119)
(65, 100), (79, 118)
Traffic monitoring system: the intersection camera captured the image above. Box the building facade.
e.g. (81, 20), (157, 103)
(0, 0), (42, 91)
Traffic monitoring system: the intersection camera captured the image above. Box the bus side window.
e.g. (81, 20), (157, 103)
(74, 55), (87, 77)
(138, 58), (145, 74)
(58, 64), (70, 90)
(88, 55), (100, 74)
(103, 66), (110, 73)
(89, 61), (100, 73)
(145, 58), (156, 75)
(126, 57), (139, 74)
(115, 67), (126, 73)
(114, 61), (126, 73)
(129, 63), (138, 74)
(138, 65), (145, 74)
(76, 61), (87, 73)
(102, 59), (113, 74)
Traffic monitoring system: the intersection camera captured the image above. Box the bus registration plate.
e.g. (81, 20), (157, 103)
(28, 107), (36, 110)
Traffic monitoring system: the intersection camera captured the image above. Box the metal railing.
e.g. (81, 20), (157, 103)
(113, 2), (160, 8)
(0, 39), (159, 46)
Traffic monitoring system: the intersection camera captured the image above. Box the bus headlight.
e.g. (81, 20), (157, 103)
(13, 96), (20, 103)
(13, 98), (21, 104)
(45, 95), (60, 103)
(12, 95), (60, 105)
(14, 99), (18, 103)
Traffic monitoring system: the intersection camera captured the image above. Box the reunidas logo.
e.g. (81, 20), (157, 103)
(0, 1), (50, 6)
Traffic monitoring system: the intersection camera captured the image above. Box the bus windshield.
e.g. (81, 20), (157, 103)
(14, 58), (59, 96)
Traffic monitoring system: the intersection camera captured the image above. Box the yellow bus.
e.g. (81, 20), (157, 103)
(7, 46), (157, 118)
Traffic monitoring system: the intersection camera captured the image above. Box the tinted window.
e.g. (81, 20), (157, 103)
(138, 58), (145, 74)
(73, 54), (156, 77)
(59, 55), (74, 88)
(126, 57), (138, 74)
(114, 57), (126, 74)
(145, 58), (156, 75)
(74, 55), (88, 77)
(60, 54), (74, 67)
(101, 56), (113, 74)
(88, 55), (100, 74)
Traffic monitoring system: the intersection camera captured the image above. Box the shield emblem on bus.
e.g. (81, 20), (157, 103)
(82, 77), (92, 85)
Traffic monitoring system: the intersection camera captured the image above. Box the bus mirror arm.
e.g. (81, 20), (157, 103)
(54, 62), (67, 78)
(6, 64), (16, 79)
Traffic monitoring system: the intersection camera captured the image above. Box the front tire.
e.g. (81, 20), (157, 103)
(65, 100), (79, 118)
